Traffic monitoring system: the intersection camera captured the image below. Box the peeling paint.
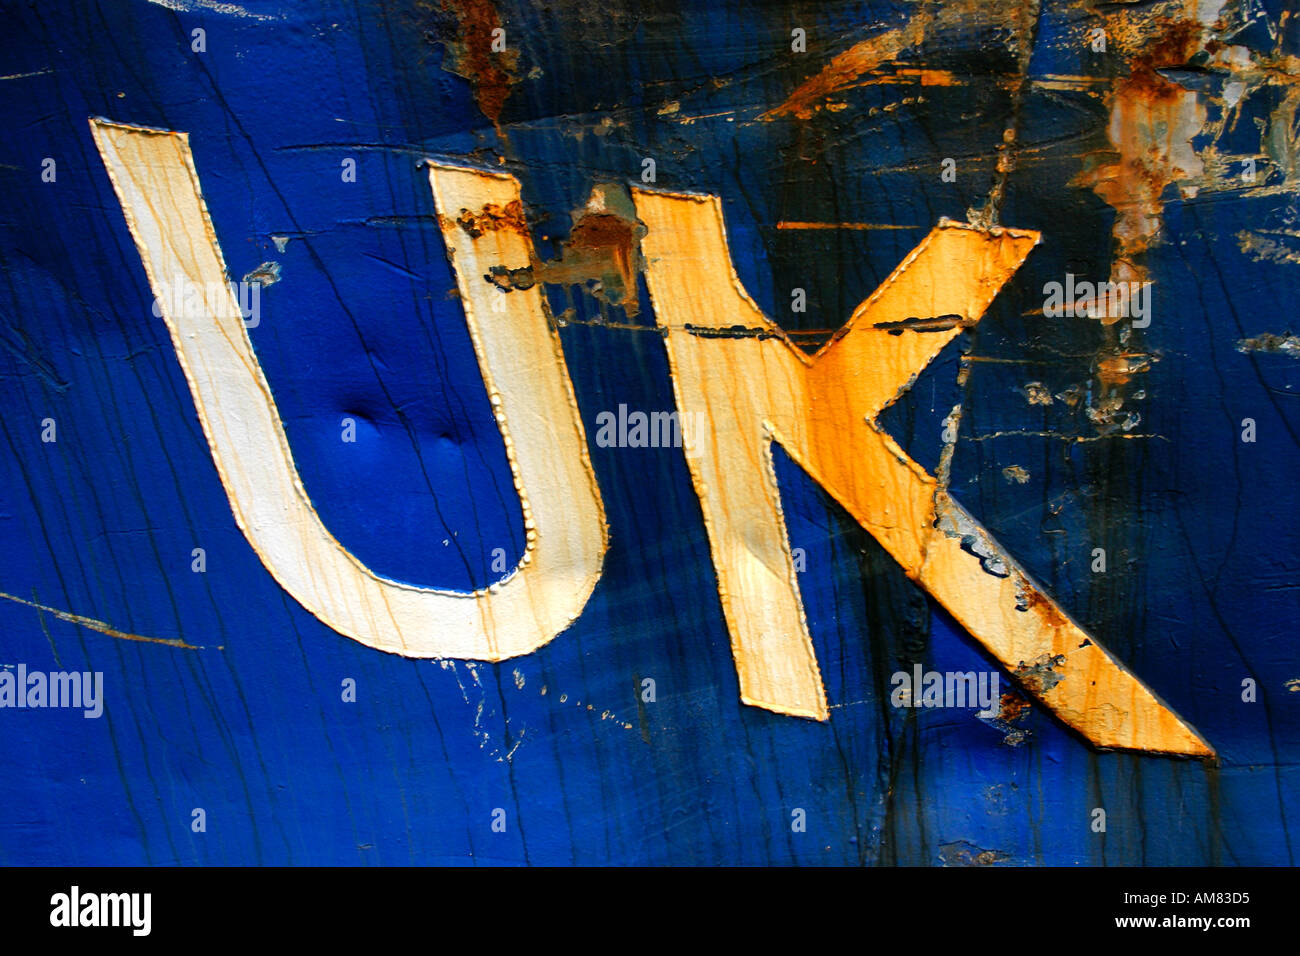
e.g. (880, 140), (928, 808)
(1014, 653), (1067, 695)
(1237, 331), (1300, 357)
(938, 840), (1010, 866)
(487, 184), (647, 315)
(1017, 381), (1053, 406)
(242, 260), (281, 287)
(933, 498), (1012, 579)
(443, 197), (529, 238)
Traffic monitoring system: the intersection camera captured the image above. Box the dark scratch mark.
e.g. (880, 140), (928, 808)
(32, 588), (62, 667)
(684, 324), (782, 340)
(873, 313), (966, 334)
(0, 312), (69, 391)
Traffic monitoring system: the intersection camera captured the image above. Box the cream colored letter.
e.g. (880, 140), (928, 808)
(92, 118), (607, 661)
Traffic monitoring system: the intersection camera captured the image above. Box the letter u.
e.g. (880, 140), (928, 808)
(90, 118), (607, 660)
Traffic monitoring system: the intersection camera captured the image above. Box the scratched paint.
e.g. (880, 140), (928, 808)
(0, 0), (1296, 865)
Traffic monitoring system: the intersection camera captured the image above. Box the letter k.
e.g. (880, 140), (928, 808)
(633, 187), (1211, 757)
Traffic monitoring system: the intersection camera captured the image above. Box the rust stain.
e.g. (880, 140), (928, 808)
(879, 67), (959, 87)
(760, 13), (931, 121)
(997, 690), (1032, 725)
(1096, 350), (1155, 388)
(758, 0), (1034, 122)
(1014, 577), (1070, 630)
(1067, 6), (1300, 295)
(487, 184), (647, 315)
(442, 198), (529, 238)
(1067, 14), (1219, 322)
(1060, 9), (1237, 445)
(424, 0), (519, 131)
(1074, 67), (1204, 284)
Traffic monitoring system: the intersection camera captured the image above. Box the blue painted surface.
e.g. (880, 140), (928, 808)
(0, 0), (1296, 864)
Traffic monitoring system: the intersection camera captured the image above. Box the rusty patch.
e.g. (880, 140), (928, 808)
(980, 687), (1033, 747)
(761, 16), (931, 121)
(421, 0), (520, 129)
(444, 199), (529, 238)
(997, 690), (1032, 725)
(486, 183), (647, 315)
(1096, 350), (1155, 387)
(760, 0), (1027, 121)
(1073, 65), (1205, 281)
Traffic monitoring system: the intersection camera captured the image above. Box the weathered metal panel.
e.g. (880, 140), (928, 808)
(0, 0), (1295, 865)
